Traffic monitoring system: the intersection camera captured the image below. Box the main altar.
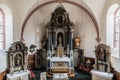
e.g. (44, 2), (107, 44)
(45, 3), (75, 77)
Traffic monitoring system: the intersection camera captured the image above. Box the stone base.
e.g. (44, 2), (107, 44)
(91, 69), (113, 80)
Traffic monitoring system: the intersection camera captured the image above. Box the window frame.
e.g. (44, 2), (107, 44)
(113, 7), (120, 48)
(0, 8), (5, 50)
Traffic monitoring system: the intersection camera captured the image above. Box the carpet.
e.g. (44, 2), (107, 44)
(31, 69), (91, 80)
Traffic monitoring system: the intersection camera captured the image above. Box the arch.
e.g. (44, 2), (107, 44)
(21, 0), (100, 42)
(0, 4), (13, 50)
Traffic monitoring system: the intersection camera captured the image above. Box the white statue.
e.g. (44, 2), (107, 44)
(67, 44), (69, 55)
(51, 45), (55, 55)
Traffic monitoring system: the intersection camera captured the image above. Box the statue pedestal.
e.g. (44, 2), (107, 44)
(91, 69), (113, 80)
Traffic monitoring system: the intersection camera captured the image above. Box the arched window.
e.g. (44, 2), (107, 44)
(114, 7), (120, 48)
(0, 4), (13, 50)
(106, 4), (120, 58)
(0, 8), (5, 50)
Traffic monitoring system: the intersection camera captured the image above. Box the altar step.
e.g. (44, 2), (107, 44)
(46, 71), (75, 78)
(51, 68), (69, 73)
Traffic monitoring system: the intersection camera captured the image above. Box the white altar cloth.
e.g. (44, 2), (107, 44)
(91, 69), (113, 80)
(50, 57), (70, 62)
(7, 70), (30, 80)
(91, 69), (113, 78)
(53, 73), (68, 80)
(50, 57), (71, 68)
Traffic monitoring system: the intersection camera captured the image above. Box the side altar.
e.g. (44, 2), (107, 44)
(91, 44), (113, 80)
(7, 41), (29, 80)
(45, 3), (75, 77)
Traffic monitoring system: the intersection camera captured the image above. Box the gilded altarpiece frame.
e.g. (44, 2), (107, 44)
(7, 41), (28, 74)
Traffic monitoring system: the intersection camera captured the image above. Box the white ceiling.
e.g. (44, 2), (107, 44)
(10, 0), (107, 21)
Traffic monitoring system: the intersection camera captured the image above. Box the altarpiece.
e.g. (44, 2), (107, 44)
(91, 44), (113, 80)
(94, 44), (111, 72)
(45, 3), (75, 77)
(7, 41), (28, 74)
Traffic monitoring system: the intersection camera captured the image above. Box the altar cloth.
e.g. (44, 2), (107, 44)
(7, 70), (30, 80)
(53, 73), (68, 80)
(50, 57), (70, 62)
(91, 69), (113, 80)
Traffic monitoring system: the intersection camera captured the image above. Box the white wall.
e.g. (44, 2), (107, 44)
(0, 50), (7, 73)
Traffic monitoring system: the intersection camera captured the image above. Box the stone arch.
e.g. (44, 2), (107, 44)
(21, 0), (100, 42)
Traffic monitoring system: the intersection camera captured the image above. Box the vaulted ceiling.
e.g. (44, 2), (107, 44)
(11, 0), (107, 23)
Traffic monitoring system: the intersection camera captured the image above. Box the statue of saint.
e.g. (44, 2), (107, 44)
(67, 44), (69, 55)
(41, 36), (47, 49)
(57, 37), (64, 57)
(74, 36), (80, 48)
(15, 54), (22, 66)
(51, 45), (55, 56)
(99, 47), (106, 61)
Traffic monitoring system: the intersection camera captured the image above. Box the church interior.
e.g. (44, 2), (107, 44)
(0, 0), (120, 80)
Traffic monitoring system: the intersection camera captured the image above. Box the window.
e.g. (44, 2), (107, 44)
(0, 4), (13, 50)
(106, 4), (120, 58)
(114, 8), (120, 48)
(0, 9), (5, 50)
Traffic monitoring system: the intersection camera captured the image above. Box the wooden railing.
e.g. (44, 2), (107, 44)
(0, 71), (6, 80)
(113, 69), (120, 80)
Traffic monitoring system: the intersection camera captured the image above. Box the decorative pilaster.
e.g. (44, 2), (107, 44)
(47, 30), (51, 50)
(70, 28), (74, 70)
(52, 29), (57, 49)
(69, 28), (74, 50)
(24, 53), (27, 71)
(64, 28), (68, 50)
(9, 54), (13, 74)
